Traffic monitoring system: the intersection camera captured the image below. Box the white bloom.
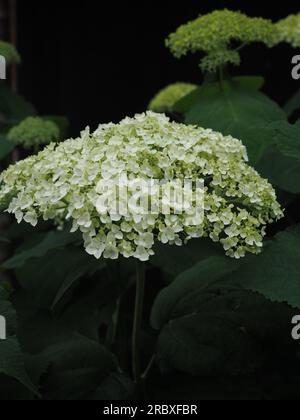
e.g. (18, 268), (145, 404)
(0, 112), (283, 261)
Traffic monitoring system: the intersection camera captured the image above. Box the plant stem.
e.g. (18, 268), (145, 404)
(132, 260), (145, 385)
(142, 354), (156, 380)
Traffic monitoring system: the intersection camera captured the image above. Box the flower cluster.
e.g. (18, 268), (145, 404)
(149, 83), (198, 113)
(276, 14), (300, 47)
(0, 41), (21, 65)
(166, 9), (278, 72)
(0, 112), (283, 261)
(8, 117), (60, 150)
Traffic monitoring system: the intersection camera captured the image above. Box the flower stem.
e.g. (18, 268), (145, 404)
(132, 260), (145, 385)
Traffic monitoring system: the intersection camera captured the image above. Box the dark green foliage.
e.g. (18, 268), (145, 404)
(2, 22), (300, 401)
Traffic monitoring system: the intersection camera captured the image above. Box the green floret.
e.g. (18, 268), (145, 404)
(0, 41), (21, 65)
(276, 14), (300, 47)
(8, 117), (60, 150)
(166, 9), (279, 73)
(148, 83), (198, 112)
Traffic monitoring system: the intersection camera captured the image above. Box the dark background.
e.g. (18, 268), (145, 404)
(16, 1), (300, 136)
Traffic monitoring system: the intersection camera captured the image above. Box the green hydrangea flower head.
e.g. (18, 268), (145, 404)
(166, 9), (279, 72)
(8, 117), (60, 150)
(0, 41), (21, 65)
(0, 112), (283, 261)
(276, 13), (300, 47)
(149, 83), (198, 113)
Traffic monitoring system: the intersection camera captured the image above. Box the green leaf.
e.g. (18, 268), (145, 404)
(38, 336), (116, 372)
(257, 121), (300, 194)
(234, 226), (300, 309)
(151, 239), (223, 278)
(2, 230), (79, 270)
(258, 146), (300, 194)
(0, 290), (17, 336)
(173, 76), (264, 114)
(0, 82), (36, 126)
(157, 311), (260, 376)
(184, 81), (286, 163)
(0, 337), (38, 395)
(156, 289), (295, 377)
(151, 256), (239, 330)
(43, 368), (107, 400)
(0, 338), (39, 396)
(0, 375), (34, 400)
(51, 257), (105, 309)
(38, 335), (117, 400)
(152, 248), (296, 377)
(270, 121), (300, 161)
(13, 246), (111, 342)
(0, 288), (39, 396)
(233, 76), (265, 91)
(58, 274), (121, 340)
(284, 88), (300, 117)
(87, 373), (135, 400)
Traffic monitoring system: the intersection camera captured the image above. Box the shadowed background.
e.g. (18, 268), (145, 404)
(13, 1), (300, 136)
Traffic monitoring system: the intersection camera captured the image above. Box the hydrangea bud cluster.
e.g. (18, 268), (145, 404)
(166, 10), (278, 72)
(276, 14), (300, 47)
(8, 117), (60, 150)
(0, 41), (21, 65)
(0, 112), (283, 261)
(149, 83), (198, 113)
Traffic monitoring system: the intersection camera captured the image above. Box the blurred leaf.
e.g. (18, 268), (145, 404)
(36, 335), (117, 401)
(2, 230), (79, 270)
(157, 310), (261, 376)
(87, 373), (135, 400)
(0, 339), (38, 396)
(58, 275), (121, 341)
(0, 235), (11, 244)
(0, 83), (36, 126)
(51, 257), (105, 309)
(151, 256), (239, 330)
(284, 88), (300, 117)
(151, 239), (223, 278)
(156, 289), (295, 377)
(233, 76), (265, 91)
(0, 134), (14, 159)
(4, 220), (51, 241)
(0, 288), (17, 336)
(44, 367), (107, 400)
(0, 375), (34, 400)
(39, 335), (116, 372)
(0, 288), (39, 396)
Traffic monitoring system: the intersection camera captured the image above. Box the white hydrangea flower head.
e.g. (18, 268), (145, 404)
(0, 112), (283, 261)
